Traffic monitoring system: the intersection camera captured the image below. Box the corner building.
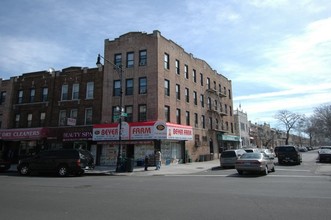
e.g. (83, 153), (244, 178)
(95, 30), (238, 166)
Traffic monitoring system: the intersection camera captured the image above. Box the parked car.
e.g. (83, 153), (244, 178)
(243, 148), (260, 153)
(258, 149), (275, 158)
(298, 146), (308, 152)
(220, 149), (246, 168)
(17, 148), (95, 177)
(318, 149), (331, 163)
(318, 146), (331, 154)
(0, 158), (11, 171)
(275, 145), (302, 165)
(235, 152), (275, 175)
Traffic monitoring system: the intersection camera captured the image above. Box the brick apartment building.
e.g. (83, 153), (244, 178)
(93, 30), (238, 165)
(0, 67), (103, 163)
(0, 30), (239, 166)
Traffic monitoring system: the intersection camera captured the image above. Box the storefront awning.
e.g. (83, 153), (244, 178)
(219, 134), (240, 142)
(0, 127), (48, 140)
(93, 120), (193, 141)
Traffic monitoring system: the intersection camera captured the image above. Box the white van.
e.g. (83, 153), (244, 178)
(220, 149), (246, 168)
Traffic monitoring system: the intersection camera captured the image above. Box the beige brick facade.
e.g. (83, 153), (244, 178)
(102, 30), (235, 161)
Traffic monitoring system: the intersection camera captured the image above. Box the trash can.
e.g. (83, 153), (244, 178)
(126, 158), (134, 172)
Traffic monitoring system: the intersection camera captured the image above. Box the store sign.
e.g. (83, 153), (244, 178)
(92, 121), (192, 141)
(0, 128), (48, 140)
(93, 122), (129, 141)
(221, 135), (240, 142)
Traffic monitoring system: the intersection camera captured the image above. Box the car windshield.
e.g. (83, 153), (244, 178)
(240, 153), (262, 159)
(278, 147), (295, 152)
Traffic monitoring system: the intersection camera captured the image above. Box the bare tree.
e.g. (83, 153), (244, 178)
(274, 110), (302, 145)
(311, 104), (331, 142)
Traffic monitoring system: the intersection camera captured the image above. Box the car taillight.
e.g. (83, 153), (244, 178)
(76, 159), (81, 166)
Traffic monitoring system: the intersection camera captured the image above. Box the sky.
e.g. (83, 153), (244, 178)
(1, 0), (331, 129)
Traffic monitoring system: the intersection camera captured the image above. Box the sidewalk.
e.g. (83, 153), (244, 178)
(85, 159), (221, 176)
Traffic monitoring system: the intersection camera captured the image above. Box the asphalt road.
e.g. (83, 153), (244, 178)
(1, 150), (330, 220)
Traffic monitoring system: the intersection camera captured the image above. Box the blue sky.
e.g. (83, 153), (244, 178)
(1, 0), (331, 128)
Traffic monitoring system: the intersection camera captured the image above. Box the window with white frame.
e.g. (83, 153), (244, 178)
(59, 110), (66, 126)
(27, 114), (32, 127)
(86, 82), (94, 99)
(85, 108), (92, 125)
(61, 85), (68, 100)
(72, 83), (79, 100)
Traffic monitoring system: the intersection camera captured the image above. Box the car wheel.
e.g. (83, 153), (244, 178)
(271, 166), (275, 172)
(57, 165), (68, 177)
(237, 170), (243, 175)
(262, 166), (268, 175)
(19, 164), (30, 176)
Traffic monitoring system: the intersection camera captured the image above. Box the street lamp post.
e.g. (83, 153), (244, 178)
(96, 54), (124, 172)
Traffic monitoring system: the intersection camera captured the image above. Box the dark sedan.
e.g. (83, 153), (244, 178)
(318, 149), (331, 163)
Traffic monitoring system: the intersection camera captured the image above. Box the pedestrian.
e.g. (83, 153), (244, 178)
(144, 155), (149, 171)
(155, 151), (162, 170)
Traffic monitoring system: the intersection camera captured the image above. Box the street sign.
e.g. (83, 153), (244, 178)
(121, 113), (127, 117)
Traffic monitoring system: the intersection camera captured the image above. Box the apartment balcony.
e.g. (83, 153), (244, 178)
(207, 108), (228, 117)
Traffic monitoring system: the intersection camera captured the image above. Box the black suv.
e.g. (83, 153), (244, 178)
(275, 145), (302, 165)
(17, 149), (95, 177)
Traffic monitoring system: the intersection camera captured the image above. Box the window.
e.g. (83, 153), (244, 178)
(114, 53), (122, 68)
(164, 79), (170, 96)
(139, 50), (147, 66)
(15, 114), (20, 128)
(216, 119), (219, 130)
(186, 111), (190, 126)
(113, 80), (121, 96)
(200, 94), (204, 107)
(27, 114), (32, 127)
(126, 79), (133, 95)
(127, 52), (134, 68)
(225, 104), (228, 114)
(184, 65), (189, 79)
(213, 81), (216, 90)
(42, 87), (48, 102)
(85, 108), (92, 125)
(209, 117), (212, 129)
(214, 100), (218, 111)
(207, 78), (210, 89)
(61, 85), (68, 100)
(112, 106), (118, 123)
(72, 83), (79, 100)
(201, 115), (205, 129)
(185, 88), (189, 102)
(176, 108), (181, 124)
(192, 69), (197, 83)
(40, 112), (46, 126)
(194, 113), (198, 128)
(0, 91), (6, 105)
(30, 89), (35, 102)
(200, 73), (203, 86)
(18, 90), (23, 104)
(59, 110), (66, 126)
(86, 82), (94, 99)
(139, 77), (147, 94)
(175, 60), (180, 75)
(207, 97), (211, 110)
(70, 109), (78, 119)
(125, 106), (133, 122)
(165, 105), (170, 122)
(193, 91), (197, 105)
(176, 84), (180, 100)
(228, 89), (232, 99)
(164, 53), (169, 69)
(138, 104), (147, 122)
(229, 106), (232, 116)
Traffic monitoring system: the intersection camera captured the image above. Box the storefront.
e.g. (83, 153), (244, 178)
(0, 127), (49, 162)
(218, 133), (241, 152)
(93, 121), (193, 166)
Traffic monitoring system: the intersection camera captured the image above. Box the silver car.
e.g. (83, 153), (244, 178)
(235, 152), (275, 175)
